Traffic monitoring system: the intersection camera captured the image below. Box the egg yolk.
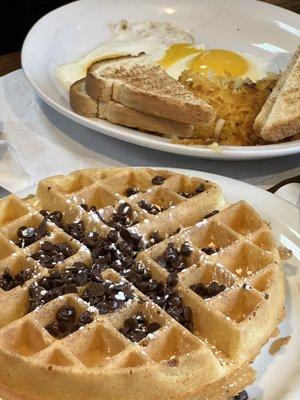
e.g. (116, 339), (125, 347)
(189, 49), (249, 77)
(159, 43), (202, 68)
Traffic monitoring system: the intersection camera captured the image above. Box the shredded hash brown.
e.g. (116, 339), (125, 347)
(178, 71), (279, 146)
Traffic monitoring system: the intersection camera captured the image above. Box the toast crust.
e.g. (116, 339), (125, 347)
(70, 78), (99, 117)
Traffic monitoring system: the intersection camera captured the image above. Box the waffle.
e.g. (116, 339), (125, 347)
(0, 168), (285, 400)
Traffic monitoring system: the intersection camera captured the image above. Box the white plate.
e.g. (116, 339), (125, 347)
(21, 0), (300, 160)
(15, 167), (300, 400)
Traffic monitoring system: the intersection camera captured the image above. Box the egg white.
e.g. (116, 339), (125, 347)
(56, 20), (194, 87)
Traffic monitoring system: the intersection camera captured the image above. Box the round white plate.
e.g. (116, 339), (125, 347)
(21, 0), (300, 160)
(15, 167), (300, 400)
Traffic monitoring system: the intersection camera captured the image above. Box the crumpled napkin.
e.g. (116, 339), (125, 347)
(0, 140), (32, 192)
(0, 70), (125, 193)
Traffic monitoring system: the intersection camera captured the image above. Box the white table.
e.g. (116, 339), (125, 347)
(0, 70), (299, 193)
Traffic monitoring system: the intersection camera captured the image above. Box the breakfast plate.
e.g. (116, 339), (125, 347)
(21, 0), (300, 159)
(11, 167), (300, 400)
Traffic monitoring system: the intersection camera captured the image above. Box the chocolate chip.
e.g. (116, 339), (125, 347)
(166, 272), (178, 287)
(124, 317), (139, 330)
(50, 211), (63, 222)
(107, 230), (119, 243)
(45, 322), (61, 337)
(126, 187), (139, 197)
(117, 202), (132, 217)
(178, 192), (193, 198)
(63, 283), (78, 294)
(131, 330), (148, 342)
(18, 226), (35, 238)
(89, 282), (106, 297)
(152, 176), (165, 185)
(79, 311), (94, 324)
(138, 200), (151, 211)
(36, 219), (48, 238)
(165, 243), (180, 264)
(234, 391), (249, 400)
(83, 232), (98, 248)
(157, 243), (188, 273)
(120, 228), (142, 245)
(67, 322), (82, 334)
(56, 306), (76, 323)
(149, 205), (160, 215)
(40, 241), (55, 252)
(203, 210), (219, 219)
(191, 283), (207, 297)
(195, 183), (205, 194)
(207, 281), (225, 296)
(90, 264), (105, 281)
(72, 262), (89, 271)
(201, 246), (220, 255)
(147, 322), (160, 333)
(148, 231), (162, 245)
(180, 242), (193, 256)
(178, 183), (206, 198)
(80, 203), (89, 211)
(75, 270), (89, 286)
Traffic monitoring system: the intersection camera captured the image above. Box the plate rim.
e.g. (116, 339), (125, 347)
(21, 0), (300, 160)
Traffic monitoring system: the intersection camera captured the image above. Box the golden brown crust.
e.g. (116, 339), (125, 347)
(69, 79), (99, 117)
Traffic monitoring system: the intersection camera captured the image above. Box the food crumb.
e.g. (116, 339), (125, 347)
(167, 356), (179, 367)
(269, 336), (291, 355)
(278, 246), (293, 260)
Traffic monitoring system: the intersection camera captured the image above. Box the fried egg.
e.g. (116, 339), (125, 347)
(56, 20), (271, 87)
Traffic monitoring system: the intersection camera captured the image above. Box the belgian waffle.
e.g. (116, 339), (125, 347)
(0, 168), (285, 400)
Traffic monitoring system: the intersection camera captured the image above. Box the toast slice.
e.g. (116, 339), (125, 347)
(70, 78), (194, 137)
(85, 54), (216, 126)
(253, 46), (300, 141)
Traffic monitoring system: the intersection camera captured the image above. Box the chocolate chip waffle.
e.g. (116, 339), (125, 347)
(0, 168), (285, 400)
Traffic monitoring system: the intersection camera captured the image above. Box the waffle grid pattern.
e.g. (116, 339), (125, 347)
(0, 168), (284, 400)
